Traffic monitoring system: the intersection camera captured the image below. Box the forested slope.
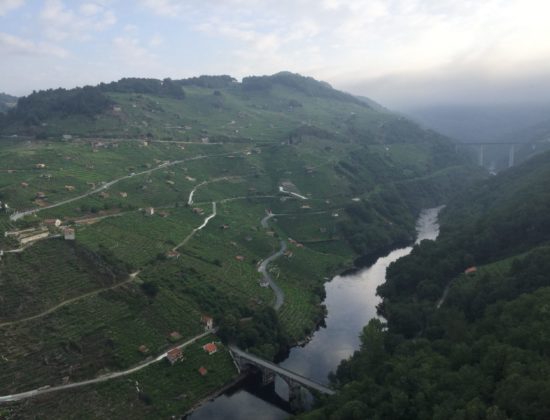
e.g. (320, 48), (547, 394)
(302, 151), (550, 420)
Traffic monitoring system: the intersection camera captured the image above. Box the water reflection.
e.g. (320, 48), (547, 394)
(189, 207), (442, 419)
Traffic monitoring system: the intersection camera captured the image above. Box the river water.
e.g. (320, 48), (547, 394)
(189, 207), (443, 420)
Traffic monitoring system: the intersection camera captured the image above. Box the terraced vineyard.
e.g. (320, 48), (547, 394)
(0, 72), (478, 418)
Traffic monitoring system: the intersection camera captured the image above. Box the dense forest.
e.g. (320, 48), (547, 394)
(302, 151), (550, 419)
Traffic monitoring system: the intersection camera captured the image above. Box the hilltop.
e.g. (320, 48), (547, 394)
(0, 92), (17, 113)
(0, 72), (480, 418)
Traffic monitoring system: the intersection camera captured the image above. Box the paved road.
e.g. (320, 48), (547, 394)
(0, 271), (140, 328)
(10, 152), (238, 221)
(0, 330), (214, 403)
(278, 186), (308, 200)
(173, 202), (217, 251)
(258, 240), (286, 311)
(229, 346), (335, 395)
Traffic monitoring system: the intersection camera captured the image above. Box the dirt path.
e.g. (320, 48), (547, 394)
(0, 329), (214, 403)
(0, 271), (140, 328)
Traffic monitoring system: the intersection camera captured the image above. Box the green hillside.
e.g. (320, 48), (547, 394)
(0, 92), (17, 113)
(303, 151), (550, 420)
(0, 72), (480, 418)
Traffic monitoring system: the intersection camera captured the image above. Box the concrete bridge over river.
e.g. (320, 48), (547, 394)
(229, 345), (335, 410)
(454, 140), (550, 168)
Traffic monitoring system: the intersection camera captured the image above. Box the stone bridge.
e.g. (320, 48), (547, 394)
(229, 345), (335, 410)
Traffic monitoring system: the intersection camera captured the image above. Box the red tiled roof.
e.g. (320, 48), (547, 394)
(203, 342), (218, 354)
(166, 347), (182, 363)
(465, 267), (477, 274)
(198, 367), (208, 376)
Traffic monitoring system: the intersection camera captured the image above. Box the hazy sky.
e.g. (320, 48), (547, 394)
(1, 0), (549, 107)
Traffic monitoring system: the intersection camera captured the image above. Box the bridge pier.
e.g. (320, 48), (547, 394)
(479, 144), (484, 166)
(261, 368), (275, 386)
(288, 380), (305, 412)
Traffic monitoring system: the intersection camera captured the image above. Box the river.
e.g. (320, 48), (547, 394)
(188, 206), (443, 420)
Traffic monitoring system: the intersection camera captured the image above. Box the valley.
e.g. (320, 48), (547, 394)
(0, 73), (477, 418)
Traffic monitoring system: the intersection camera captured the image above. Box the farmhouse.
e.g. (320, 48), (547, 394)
(35, 163), (47, 169)
(202, 342), (218, 355)
(65, 185), (76, 191)
(166, 250), (180, 258)
(119, 192), (128, 198)
(465, 266), (477, 275)
(166, 347), (183, 365)
(44, 219), (61, 227)
(145, 207), (155, 216)
(20, 182), (28, 188)
(201, 315), (214, 330)
(64, 228), (75, 240)
(235, 255), (245, 262)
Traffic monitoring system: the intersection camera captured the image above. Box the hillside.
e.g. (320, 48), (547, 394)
(0, 92), (17, 113)
(302, 151), (550, 420)
(0, 72), (479, 418)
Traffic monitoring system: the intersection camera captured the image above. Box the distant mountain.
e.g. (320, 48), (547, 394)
(0, 92), (17, 113)
(401, 103), (550, 171)
(402, 103), (550, 143)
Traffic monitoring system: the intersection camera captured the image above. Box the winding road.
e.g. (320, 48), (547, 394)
(0, 329), (213, 403)
(10, 152), (239, 221)
(258, 212), (287, 310)
(258, 240), (287, 311)
(173, 202), (217, 251)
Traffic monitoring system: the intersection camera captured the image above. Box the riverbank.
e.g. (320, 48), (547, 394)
(188, 207), (443, 419)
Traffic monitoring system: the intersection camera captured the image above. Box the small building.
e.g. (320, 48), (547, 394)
(220, 224), (230, 230)
(465, 267), (477, 275)
(112, 106), (122, 112)
(166, 250), (180, 258)
(36, 191), (47, 199)
(44, 219), (62, 227)
(168, 331), (182, 341)
(301, 205), (311, 209)
(119, 192), (128, 198)
(35, 163), (47, 169)
(158, 210), (170, 218)
(166, 347), (183, 365)
(198, 366), (208, 376)
(20, 182), (29, 188)
(98, 191), (109, 199)
(201, 315), (214, 330)
(192, 207), (204, 215)
(145, 207), (155, 216)
(62, 134), (73, 140)
(65, 185), (76, 192)
(166, 180), (175, 186)
(202, 342), (218, 355)
(235, 255), (245, 262)
(64, 228), (75, 240)
(138, 345), (149, 354)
